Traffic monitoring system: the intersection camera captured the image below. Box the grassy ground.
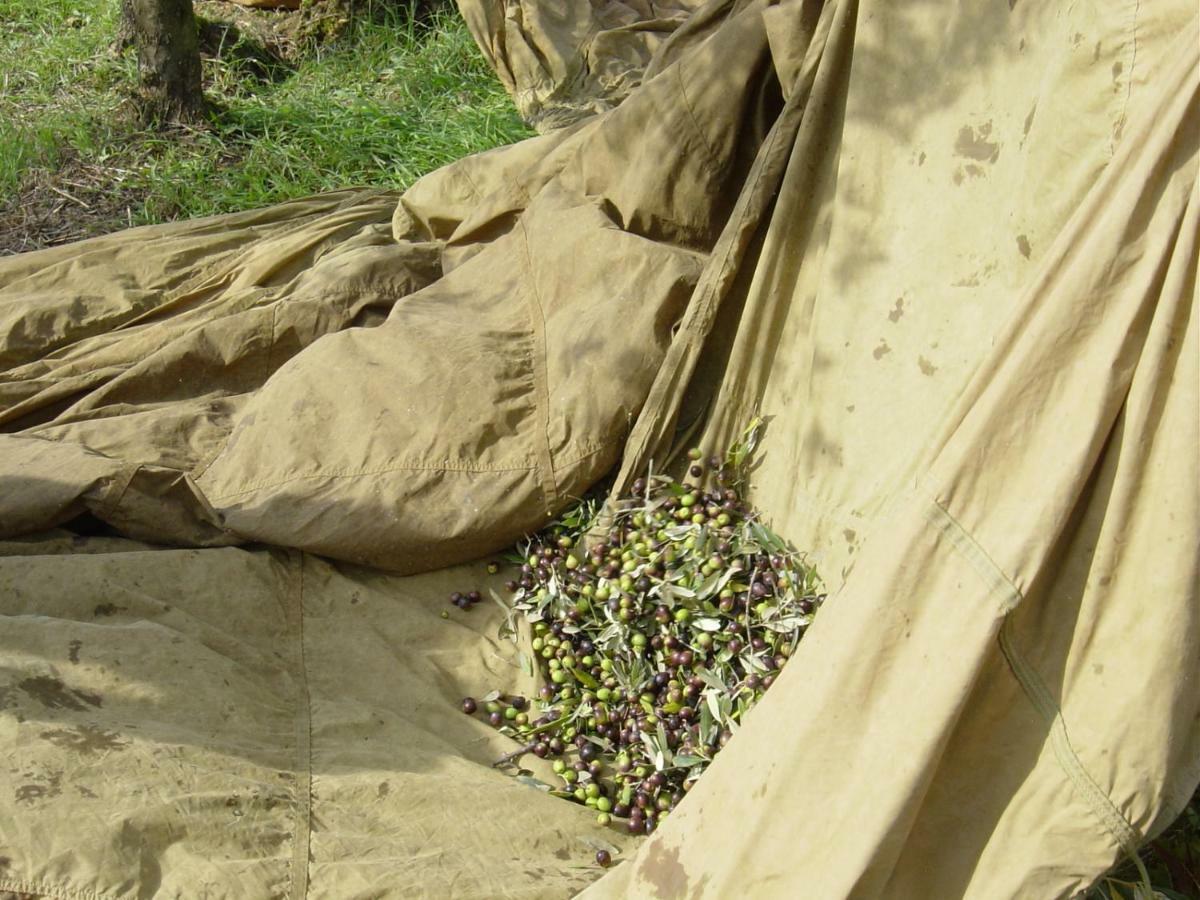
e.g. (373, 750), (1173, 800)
(0, 0), (530, 253)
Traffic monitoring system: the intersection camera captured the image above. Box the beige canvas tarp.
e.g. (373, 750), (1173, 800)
(454, 0), (707, 130)
(0, 0), (1197, 897)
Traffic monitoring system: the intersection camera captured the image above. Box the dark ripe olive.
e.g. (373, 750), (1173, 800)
(667, 651), (681, 667)
(689, 464), (703, 478)
(708, 455), (721, 470)
(450, 591), (464, 604)
(627, 817), (645, 835)
(505, 580), (519, 593)
(537, 566), (550, 580)
(596, 849), (612, 867)
(727, 638), (743, 655)
(650, 635), (664, 650)
(751, 582), (767, 599)
(664, 635), (680, 650)
(461, 697), (477, 714)
(762, 675), (775, 689)
(678, 651), (694, 667)
(646, 772), (664, 788)
(762, 656), (778, 672)
(751, 636), (768, 651)
(745, 674), (761, 690)
(551, 622), (564, 636)
(510, 695), (528, 711)
(679, 706), (695, 721)
(488, 712), (503, 727)
(580, 744), (598, 762)
(719, 729), (733, 748)
(573, 761), (588, 773)
(521, 564), (533, 575)
(722, 499), (737, 511)
(632, 478), (647, 495)
(532, 743), (549, 758)
(467, 591), (482, 603)
(635, 576), (651, 593)
(579, 639), (595, 654)
(612, 802), (631, 818)
(799, 598), (815, 614)
(654, 605), (671, 624)
(589, 762), (603, 777)
(774, 654), (788, 670)
(520, 576), (535, 589)
(653, 672), (670, 689)
(548, 738), (565, 754)
(634, 792), (650, 809)
(455, 597), (471, 609)
(644, 815), (657, 835)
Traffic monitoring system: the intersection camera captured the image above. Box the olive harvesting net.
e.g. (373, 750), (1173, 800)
(453, 424), (825, 848)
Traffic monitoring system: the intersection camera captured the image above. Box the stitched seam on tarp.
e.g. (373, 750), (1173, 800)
(206, 460), (540, 502)
(998, 619), (1144, 859)
(1111, 0), (1141, 159)
(97, 461), (141, 518)
(921, 498), (1144, 859)
(922, 500), (1022, 613)
(288, 552), (313, 900)
(0, 877), (113, 900)
(673, 63), (723, 178)
(517, 219), (560, 514)
(557, 439), (621, 468)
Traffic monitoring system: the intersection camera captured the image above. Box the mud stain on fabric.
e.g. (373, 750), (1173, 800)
(18, 676), (102, 711)
(642, 840), (691, 898)
(954, 122), (1001, 164)
(40, 725), (128, 755)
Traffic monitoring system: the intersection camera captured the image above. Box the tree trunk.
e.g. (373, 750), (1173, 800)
(115, 0), (136, 53)
(126, 0), (207, 126)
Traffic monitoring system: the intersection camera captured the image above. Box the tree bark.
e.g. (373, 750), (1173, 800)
(126, 0), (207, 126)
(115, 0), (136, 53)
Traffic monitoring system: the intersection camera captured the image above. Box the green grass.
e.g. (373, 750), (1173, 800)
(0, 0), (530, 242)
